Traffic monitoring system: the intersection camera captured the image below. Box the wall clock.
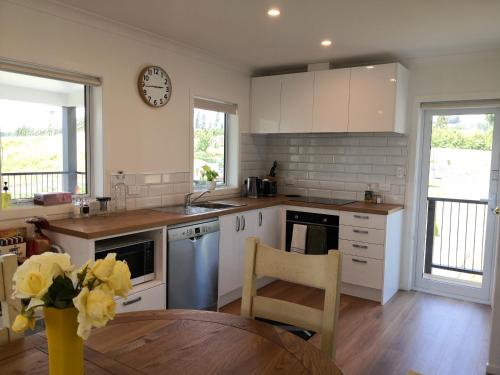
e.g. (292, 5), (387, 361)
(138, 66), (172, 107)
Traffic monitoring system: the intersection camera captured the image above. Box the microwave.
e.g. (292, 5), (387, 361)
(95, 236), (155, 286)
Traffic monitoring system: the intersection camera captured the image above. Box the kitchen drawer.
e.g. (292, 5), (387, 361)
(340, 212), (386, 230)
(115, 283), (165, 313)
(339, 225), (385, 245)
(341, 254), (383, 289)
(339, 239), (385, 260)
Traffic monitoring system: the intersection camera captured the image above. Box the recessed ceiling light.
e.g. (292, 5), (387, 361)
(267, 8), (280, 17)
(366, 65), (375, 69)
(321, 39), (332, 47)
(390, 78), (397, 82)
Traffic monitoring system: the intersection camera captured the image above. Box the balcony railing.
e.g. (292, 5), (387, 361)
(425, 197), (487, 276)
(1, 172), (87, 200)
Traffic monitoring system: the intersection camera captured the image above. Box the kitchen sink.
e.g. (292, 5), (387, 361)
(153, 201), (246, 215)
(192, 202), (246, 209)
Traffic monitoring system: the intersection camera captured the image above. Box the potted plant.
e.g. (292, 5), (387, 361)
(11, 252), (132, 375)
(200, 165), (219, 190)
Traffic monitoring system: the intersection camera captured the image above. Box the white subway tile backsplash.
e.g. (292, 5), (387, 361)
(240, 132), (408, 205)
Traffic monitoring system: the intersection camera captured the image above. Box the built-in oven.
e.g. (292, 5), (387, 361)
(285, 210), (339, 254)
(95, 236), (155, 286)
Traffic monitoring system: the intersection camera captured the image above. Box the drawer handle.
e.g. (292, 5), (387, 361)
(354, 215), (370, 219)
(352, 244), (368, 249)
(352, 258), (368, 264)
(123, 296), (142, 306)
(353, 229), (369, 234)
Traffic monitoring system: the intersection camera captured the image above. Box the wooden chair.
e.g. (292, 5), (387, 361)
(0, 254), (22, 345)
(241, 237), (342, 359)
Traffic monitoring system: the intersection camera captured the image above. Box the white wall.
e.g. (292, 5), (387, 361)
(0, 0), (250, 195)
(402, 50), (500, 373)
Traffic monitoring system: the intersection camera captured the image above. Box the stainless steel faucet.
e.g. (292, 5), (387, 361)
(184, 190), (210, 208)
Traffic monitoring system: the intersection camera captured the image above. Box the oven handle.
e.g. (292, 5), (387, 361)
(286, 220), (339, 228)
(123, 296), (142, 306)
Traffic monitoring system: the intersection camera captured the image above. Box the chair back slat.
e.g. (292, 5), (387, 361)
(241, 237), (342, 359)
(252, 295), (323, 333)
(254, 242), (332, 290)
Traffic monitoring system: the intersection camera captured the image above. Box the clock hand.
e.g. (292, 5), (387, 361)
(144, 85), (165, 89)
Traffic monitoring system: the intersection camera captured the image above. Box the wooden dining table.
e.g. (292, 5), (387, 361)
(0, 310), (343, 374)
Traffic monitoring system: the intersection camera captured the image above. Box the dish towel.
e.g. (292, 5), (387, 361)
(306, 225), (328, 255)
(290, 224), (307, 254)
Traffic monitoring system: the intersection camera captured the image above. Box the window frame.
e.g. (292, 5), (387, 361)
(0, 73), (93, 201)
(192, 107), (229, 189)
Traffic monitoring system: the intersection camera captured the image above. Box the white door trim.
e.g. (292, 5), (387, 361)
(413, 107), (500, 304)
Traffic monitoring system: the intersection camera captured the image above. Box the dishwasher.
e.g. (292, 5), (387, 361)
(167, 218), (219, 311)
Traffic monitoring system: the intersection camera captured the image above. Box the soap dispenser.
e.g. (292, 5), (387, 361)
(2, 181), (11, 208)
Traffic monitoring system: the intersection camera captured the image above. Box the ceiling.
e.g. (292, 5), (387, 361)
(55, 0), (500, 73)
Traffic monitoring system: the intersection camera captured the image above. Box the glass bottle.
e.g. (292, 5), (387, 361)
(2, 182), (12, 209)
(113, 172), (128, 212)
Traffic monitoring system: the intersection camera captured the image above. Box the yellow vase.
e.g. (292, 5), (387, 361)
(44, 307), (84, 375)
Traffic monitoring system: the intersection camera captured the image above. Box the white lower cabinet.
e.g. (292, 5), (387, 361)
(339, 210), (403, 304)
(218, 207), (281, 307)
(115, 283), (166, 314)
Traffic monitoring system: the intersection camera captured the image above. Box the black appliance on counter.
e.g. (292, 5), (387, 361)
(285, 210), (339, 254)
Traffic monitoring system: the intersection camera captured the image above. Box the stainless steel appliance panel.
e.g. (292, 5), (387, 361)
(167, 219), (219, 311)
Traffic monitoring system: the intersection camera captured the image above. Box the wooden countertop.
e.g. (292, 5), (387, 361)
(48, 196), (403, 239)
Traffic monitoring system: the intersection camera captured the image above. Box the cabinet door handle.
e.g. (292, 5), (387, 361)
(352, 244), (368, 249)
(354, 214), (370, 219)
(352, 258), (368, 264)
(123, 296), (142, 306)
(241, 215), (246, 231)
(353, 229), (369, 234)
(258, 212), (263, 226)
(236, 216), (240, 232)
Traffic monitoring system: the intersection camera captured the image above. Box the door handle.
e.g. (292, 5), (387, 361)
(122, 296), (142, 306)
(352, 244), (368, 249)
(495, 207), (500, 216)
(241, 215), (246, 231)
(259, 212), (263, 226)
(352, 258), (368, 264)
(353, 229), (369, 234)
(354, 215), (369, 219)
(236, 216), (240, 232)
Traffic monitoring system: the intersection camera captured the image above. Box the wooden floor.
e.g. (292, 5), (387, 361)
(221, 281), (491, 375)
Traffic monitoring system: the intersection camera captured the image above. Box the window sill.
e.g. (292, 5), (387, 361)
(193, 185), (240, 198)
(0, 203), (73, 222)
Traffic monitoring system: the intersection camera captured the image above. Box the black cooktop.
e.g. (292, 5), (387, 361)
(288, 196), (357, 206)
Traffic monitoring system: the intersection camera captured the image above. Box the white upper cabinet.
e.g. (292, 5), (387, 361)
(251, 75), (281, 134)
(348, 63), (408, 133)
(312, 68), (350, 133)
(280, 72), (314, 133)
(250, 62), (408, 134)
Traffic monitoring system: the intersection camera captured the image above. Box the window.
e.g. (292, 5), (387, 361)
(193, 98), (237, 189)
(0, 70), (92, 200)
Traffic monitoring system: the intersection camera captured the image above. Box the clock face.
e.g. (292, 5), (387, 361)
(138, 66), (172, 107)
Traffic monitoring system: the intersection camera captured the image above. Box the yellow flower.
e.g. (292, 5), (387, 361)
(12, 259), (53, 299)
(107, 260), (132, 298)
(73, 285), (116, 339)
(11, 314), (36, 333)
(35, 252), (73, 277)
(91, 253), (116, 281)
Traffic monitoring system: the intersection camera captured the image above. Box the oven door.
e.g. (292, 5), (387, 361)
(285, 211), (339, 254)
